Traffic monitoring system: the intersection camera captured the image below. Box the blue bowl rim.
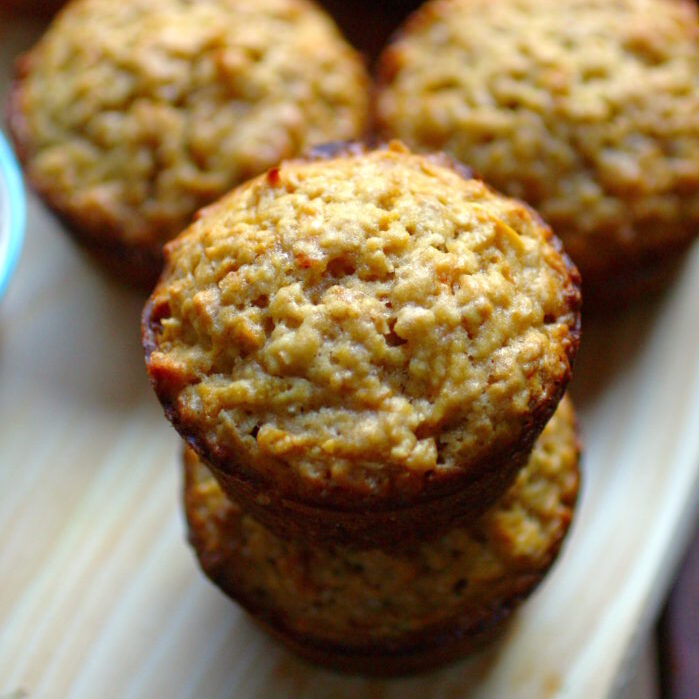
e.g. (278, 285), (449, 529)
(0, 129), (25, 299)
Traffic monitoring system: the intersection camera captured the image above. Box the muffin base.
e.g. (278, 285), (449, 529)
(183, 396), (580, 675)
(184, 453), (561, 675)
(214, 572), (528, 676)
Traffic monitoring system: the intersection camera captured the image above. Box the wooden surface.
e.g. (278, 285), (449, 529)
(1, 15), (698, 699)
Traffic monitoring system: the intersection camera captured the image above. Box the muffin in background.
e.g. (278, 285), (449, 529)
(143, 141), (581, 548)
(377, 0), (699, 306)
(184, 396), (581, 675)
(8, 0), (370, 287)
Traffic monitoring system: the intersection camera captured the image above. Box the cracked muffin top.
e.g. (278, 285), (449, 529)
(9, 0), (369, 253)
(376, 0), (699, 288)
(144, 142), (580, 508)
(184, 396), (580, 643)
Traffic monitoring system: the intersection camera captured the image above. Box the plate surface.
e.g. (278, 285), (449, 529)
(0, 16), (697, 699)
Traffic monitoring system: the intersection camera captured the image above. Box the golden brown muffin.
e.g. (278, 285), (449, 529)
(184, 396), (581, 675)
(376, 0), (699, 306)
(8, 0), (369, 287)
(144, 141), (581, 546)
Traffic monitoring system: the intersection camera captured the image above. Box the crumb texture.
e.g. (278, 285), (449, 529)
(147, 144), (580, 496)
(186, 397), (579, 642)
(377, 0), (699, 276)
(13, 0), (368, 245)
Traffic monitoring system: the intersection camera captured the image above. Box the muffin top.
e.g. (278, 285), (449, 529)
(377, 0), (699, 279)
(144, 142), (580, 507)
(9, 0), (369, 248)
(185, 396), (580, 641)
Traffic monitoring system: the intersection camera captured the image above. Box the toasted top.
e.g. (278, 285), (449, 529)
(377, 0), (699, 276)
(185, 396), (580, 639)
(10, 0), (368, 247)
(145, 143), (580, 504)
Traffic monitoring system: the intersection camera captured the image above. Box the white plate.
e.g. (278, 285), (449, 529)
(0, 16), (697, 699)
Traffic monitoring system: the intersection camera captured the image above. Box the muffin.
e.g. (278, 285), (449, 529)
(8, 0), (369, 287)
(184, 396), (581, 675)
(143, 141), (581, 546)
(376, 0), (699, 305)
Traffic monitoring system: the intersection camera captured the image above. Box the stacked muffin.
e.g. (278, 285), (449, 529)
(8, 0), (369, 286)
(143, 142), (582, 673)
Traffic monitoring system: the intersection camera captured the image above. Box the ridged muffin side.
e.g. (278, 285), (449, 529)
(184, 396), (581, 675)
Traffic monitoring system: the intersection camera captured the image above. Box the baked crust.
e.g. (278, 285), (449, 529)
(376, 0), (699, 304)
(144, 141), (581, 547)
(8, 0), (370, 285)
(184, 396), (581, 675)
